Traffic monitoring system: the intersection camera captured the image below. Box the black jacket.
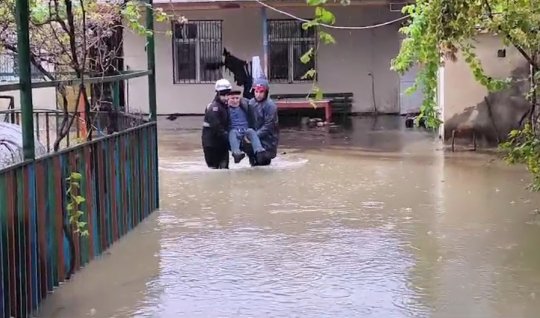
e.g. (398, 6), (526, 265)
(202, 96), (229, 148)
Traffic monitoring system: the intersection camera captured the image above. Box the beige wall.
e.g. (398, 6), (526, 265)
(442, 34), (530, 144)
(0, 87), (57, 110)
(443, 35), (525, 120)
(123, 5), (403, 114)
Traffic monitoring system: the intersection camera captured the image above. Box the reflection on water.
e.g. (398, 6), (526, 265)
(37, 117), (540, 318)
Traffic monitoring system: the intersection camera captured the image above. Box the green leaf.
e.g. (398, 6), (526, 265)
(301, 69), (317, 80)
(307, 0), (327, 6)
(154, 8), (168, 22)
(404, 85), (418, 96)
(302, 20), (319, 30)
(300, 48), (314, 64)
(75, 196), (86, 204)
(319, 31), (336, 44)
(312, 86), (323, 100)
(315, 7), (335, 25)
(70, 172), (82, 181)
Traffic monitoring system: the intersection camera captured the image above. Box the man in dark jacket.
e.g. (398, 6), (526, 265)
(241, 78), (279, 166)
(202, 79), (232, 169)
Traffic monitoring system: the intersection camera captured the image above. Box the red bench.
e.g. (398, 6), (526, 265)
(275, 99), (332, 122)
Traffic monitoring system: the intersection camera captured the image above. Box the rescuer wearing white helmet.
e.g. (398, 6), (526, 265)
(201, 78), (233, 169)
(214, 78), (232, 92)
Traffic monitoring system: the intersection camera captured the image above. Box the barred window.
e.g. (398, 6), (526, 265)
(0, 53), (45, 82)
(268, 19), (317, 83)
(172, 20), (223, 84)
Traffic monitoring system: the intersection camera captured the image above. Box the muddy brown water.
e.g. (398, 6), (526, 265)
(37, 116), (540, 318)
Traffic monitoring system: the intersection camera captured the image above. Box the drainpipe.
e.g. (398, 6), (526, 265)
(15, 0), (35, 160)
(262, 6), (268, 77)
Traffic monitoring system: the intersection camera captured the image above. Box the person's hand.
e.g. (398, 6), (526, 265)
(244, 136), (251, 144)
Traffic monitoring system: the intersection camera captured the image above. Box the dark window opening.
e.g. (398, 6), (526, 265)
(268, 19), (317, 83)
(172, 20), (223, 84)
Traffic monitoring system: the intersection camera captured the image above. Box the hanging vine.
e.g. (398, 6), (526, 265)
(300, 0), (540, 190)
(300, 0), (341, 106)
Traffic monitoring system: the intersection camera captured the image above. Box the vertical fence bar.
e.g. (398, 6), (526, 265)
(15, 167), (26, 318)
(34, 113), (40, 141)
(0, 173), (8, 317)
(35, 163), (47, 301)
(45, 113), (50, 152)
(262, 6), (268, 77)
(112, 81), (120, 110)
(15, 0), (35, 160)
(26, 164), (38, 313)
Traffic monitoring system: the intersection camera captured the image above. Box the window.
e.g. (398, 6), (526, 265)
(0, 53), (47, 82)
(268, 19), (317, 83)
(172, 20), (223, 84)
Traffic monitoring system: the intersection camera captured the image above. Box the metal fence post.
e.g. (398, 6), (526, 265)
(146, 0), (157, 121)
(146, 0), (159, 208)
(15, 0), (35, 160)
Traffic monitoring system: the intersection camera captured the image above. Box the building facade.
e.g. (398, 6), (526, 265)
(123, 0), (419, 115)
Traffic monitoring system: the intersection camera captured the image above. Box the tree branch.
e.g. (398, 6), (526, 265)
(52, 0), (71, 36)
(2, 43), (55, 81)
(64, 0), (81, 75)
(482, 0), (538, 70)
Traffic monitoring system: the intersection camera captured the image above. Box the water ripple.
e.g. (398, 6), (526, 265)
(129, 224), (425, 317)
(159, 156), (308, 173)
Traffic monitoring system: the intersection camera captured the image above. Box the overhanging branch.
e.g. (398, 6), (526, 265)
(482, 0), (538, 70)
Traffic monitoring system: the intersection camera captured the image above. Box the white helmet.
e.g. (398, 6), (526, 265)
(215, 79), (232, 92)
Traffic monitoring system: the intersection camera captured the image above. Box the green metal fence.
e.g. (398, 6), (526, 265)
(1, 109), (148, 152)
(0, 0), (159, 316)
(0, 122), (159, 317)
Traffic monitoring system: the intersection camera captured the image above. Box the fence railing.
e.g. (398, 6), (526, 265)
(1, 109), (148, 152)
(0, 121), (159, 318)
(1, 0), (158, 315)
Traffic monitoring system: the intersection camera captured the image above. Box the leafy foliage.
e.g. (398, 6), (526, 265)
(66, 171), (88, 236)
(303, 0), (540, 189)
(394, 0), (540, 189)
(0, 0), (173, 78)
(500, 124), (540, 191)
(301, 0), (348, 106)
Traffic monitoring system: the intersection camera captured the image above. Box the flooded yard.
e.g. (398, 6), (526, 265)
(37, 116), (540, 317)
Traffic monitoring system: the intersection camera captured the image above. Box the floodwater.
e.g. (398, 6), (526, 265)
(37, 116), (540, 318)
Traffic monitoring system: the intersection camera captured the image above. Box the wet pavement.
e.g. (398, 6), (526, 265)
(37, 116), (540, 318)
